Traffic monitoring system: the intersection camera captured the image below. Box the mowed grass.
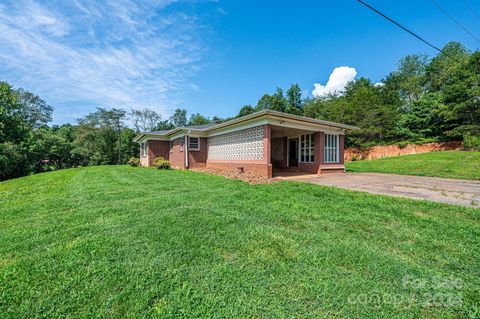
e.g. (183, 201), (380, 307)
(346, 151), (480, 180)
(0, 166), (479, 318)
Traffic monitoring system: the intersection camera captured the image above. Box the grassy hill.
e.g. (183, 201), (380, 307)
(1, 166), (479, 318)
(346, 151), (480, 180)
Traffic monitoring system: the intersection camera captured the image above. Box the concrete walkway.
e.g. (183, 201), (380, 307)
(281, 172), (480, 208)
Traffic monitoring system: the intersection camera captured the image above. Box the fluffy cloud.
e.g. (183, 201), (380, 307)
(0, 0), (207, 123)
(312, 66), (357, 98)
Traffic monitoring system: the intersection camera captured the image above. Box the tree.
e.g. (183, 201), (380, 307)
(154, 120), (175, 131)
(0, 142), (29, 180)
(271, 88), (287, 112)
(188, 113), (211, 126)
(99, 108), (126, 164)
(255, 94), (273, 111)
(426, 42), (469, 92)
(0, 81), (25, 143)
(255, 88), (287, 112)
(170, 108), (187, 127)
(436, 49), (480, 138)
(238, 105), (255, 117)
(27, 126), (75, 173)
(16, 88), (53, 128)
(303, 78), (400, 146)
(383, 54), (428, 111)
(130, 108), (162, 132)
(0, 81), (54, 180)
(286, 84), (303, 115)
(73, 108), (128, 165)
(396, 92), (445, 140)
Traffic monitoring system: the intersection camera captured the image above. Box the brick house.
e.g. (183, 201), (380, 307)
(134, 110), (358, 177)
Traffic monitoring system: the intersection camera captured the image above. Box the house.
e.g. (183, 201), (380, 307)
(133, 110), (358, 177)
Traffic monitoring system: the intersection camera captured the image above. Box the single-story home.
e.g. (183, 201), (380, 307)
(133, 110), (358, 177)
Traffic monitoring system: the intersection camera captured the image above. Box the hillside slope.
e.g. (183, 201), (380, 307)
(0, 166), (479, 318)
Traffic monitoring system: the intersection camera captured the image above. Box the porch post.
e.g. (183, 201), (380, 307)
(315, 132), (325, 174)
(263, 124), (272, 177)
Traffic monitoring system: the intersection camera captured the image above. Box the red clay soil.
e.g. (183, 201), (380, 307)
(191, 168), (279, 184)
(344, 141), (462, 161)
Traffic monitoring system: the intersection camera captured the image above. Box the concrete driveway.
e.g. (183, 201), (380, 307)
(281, 172), (480, 208)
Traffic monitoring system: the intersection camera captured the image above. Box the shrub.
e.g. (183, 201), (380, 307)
(396, 141), (410, 149)
(153, 157), (170, 169)
(128, 157), (141, 167)
(0, 142), (30, 181)
(463, 134), (480, 150)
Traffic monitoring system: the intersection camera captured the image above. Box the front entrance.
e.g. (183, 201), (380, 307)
(288, 138), (298, 167)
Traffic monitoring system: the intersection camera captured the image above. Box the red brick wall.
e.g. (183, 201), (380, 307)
(296, 132), (345, 174)
(206, 162), (272, 177)
(169, 137), (186, 169)
(146, 140), (170, 166)
(297, 132), (322, 174)
(188, 137), (208, 168)
(344, 141), (462, 161)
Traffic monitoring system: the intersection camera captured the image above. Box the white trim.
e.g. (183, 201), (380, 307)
(141, 142), (148, 157)
(134, 110), (355, 143)
(188, 136), (200, 151)
(137, 136), (168, 144)
(184, 135), (189, 168)
(266, 116), (345, 135)
(299, 133), (315, 163)
(207, 118), (269, 137)
(169, 131), (187, 140)
(324, 134), (340, 163)
(179, 137), (184, 152)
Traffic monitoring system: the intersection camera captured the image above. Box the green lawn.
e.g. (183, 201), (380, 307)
(0, 166), (479, 318)
(346, 151), (480, 180)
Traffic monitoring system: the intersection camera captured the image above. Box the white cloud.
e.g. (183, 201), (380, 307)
(0, 0), (206, 123)
(374, 82), (385, 88)
(312, 66), (357, 98)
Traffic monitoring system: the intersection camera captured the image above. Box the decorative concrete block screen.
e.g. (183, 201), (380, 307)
(208, 126), (264, 160)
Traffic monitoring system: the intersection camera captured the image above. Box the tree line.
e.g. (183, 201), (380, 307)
(1, 41), (479, 180)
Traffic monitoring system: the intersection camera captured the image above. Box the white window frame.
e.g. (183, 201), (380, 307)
(324, 134), (339, 163)
(169, 140), (173, 153)
(141, 142), (147, 157)
(299, 133), (315, 163)
(188, 137), (200, 151)
(179, 138), (184, 152)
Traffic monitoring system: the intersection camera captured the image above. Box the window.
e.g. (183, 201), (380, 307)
(324, 134), (339, 163)
(141, 142), (147, 157)
(169, 140), (173, 152)
(180, 138), (184, 152)
(299, 134), (314, 163)
(188, 137), (200, 150)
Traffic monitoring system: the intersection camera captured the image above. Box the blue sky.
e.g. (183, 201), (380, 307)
(1, 0), (479, 124)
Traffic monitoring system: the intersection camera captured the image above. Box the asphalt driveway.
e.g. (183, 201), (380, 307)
(286, 172), (480, 208)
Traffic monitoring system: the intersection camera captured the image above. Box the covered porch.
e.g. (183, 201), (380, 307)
(269, 125), (345, 177)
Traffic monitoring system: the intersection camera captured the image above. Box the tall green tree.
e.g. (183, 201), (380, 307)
(238, 105), (255, 117)
(170, 108), (187, 127)
(255, 94), (273, 111)
(188, 113), (211, 126)
(286, 84), (303, 115)
(383, 54), (428, 111)
(73, 108), (129, 165)
(130, 108), (161, 132)
(0, 82), (53, 180)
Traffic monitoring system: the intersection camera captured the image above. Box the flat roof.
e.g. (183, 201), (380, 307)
(134, 109), (359, 142)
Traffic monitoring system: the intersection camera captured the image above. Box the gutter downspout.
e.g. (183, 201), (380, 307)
(184, 132), (189, 169)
